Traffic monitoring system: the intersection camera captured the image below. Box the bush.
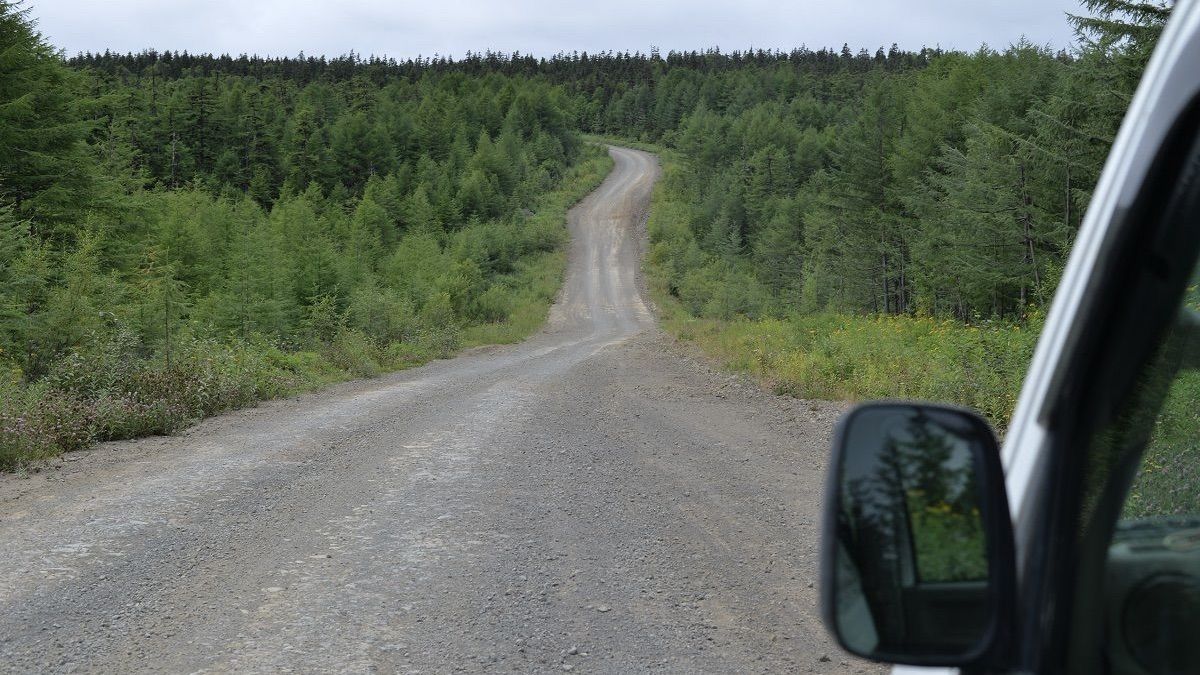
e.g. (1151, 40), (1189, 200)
(322, 329), (383, 378)
(346, 283), (416, 344)
(417, 292), (461, 358)
(472, 284), (514, 323)
(300, 295), (346, 347)
(381, 341), (432, 368)
(0, 382), (94, 470)
(0, 333), (332, 469)
(44, 328), (141, 399)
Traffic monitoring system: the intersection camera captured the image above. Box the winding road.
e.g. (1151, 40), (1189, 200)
(0, 147), (869, 673)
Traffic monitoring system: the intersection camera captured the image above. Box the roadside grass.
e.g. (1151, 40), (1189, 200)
(639, 145), (1200, 518)
(0, 149), (614, 472)
(654, 305), (1036, 429)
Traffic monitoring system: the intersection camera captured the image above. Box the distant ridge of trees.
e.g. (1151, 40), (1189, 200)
(69, 44), (957, 85)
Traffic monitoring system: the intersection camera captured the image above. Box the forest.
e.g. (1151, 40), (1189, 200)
(0, 0), (1171, 466)
(608, 0), (1170, 422)
(598, 4), (1165, 323)
(0, 0), (610, 467)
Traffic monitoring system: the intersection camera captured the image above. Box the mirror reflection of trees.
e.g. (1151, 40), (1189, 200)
(842, 407), (986, 590)
(836, 407), (990, 653)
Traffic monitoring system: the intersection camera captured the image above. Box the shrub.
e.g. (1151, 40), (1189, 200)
(473, 284), (514, 323)
(346, 283), (417, 344)
(381, 341), (431, 368)
(417, 292), (461, 359)
(0, 384), (94, 469)
(322, 329), (383, 378)
(44, 328), (141, 399)
(659, 311), (1037, 430)
(300, 295), (346, 347)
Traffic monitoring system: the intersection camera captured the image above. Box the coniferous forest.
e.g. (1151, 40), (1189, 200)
(0, 0), (1172, 466)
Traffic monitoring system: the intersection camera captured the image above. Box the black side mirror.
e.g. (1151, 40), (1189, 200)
(820, 402), (1016, 668)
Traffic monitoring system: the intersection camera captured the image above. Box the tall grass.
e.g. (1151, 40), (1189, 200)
(1124, 366), (1200, 517)
(657, 308), (1037, 429)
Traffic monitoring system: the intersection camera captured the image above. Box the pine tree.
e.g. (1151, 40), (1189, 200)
(134, 247), (189, 367)
(826, 75), (907, 313)
(0, 0), (97, 237)
(0, 205), (30, 357)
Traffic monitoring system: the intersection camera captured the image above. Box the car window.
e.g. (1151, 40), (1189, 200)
(1122, 278), (1200, 520)
(1071, 263), (1200, 674)
(1104, 276), (1200, 675)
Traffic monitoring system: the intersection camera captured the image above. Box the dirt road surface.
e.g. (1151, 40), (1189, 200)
(0, 147), (874, 673)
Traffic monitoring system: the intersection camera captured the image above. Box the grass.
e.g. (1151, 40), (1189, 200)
(655, 308), (1037, 429)
(637, 149), (1200, 519)
(0, 149), (615, 472)
(1124, 360), (1200, 518)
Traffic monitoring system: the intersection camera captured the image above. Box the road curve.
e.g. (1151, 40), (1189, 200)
(0, 147), (868, 673)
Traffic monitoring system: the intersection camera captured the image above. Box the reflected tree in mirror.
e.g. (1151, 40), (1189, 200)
(831, 405), (992, 659)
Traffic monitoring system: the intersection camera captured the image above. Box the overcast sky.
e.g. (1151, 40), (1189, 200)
(31, 0), (1083, 60)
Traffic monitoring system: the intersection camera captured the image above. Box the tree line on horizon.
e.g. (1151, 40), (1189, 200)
(70, 43), (950, 85)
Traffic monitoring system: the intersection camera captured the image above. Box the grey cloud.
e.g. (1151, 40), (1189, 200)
(32, 0), (1082, 58)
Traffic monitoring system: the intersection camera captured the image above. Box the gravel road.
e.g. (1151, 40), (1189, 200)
(0, 147), (875, 673)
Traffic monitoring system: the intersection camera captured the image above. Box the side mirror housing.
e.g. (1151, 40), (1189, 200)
(820, 402), (1016, 668)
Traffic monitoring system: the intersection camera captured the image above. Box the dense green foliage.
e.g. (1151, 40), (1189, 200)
(630, 4), (1172, 323)
(0, 0), (612, 468)
(64, 2), (1172, 330)
(0, 151), (611, 469)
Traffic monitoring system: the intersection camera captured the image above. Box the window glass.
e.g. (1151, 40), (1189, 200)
(1105, 275), (1200, 674)
(1076, 265), (1200, 674)
(1123, 279), (1200, 519)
